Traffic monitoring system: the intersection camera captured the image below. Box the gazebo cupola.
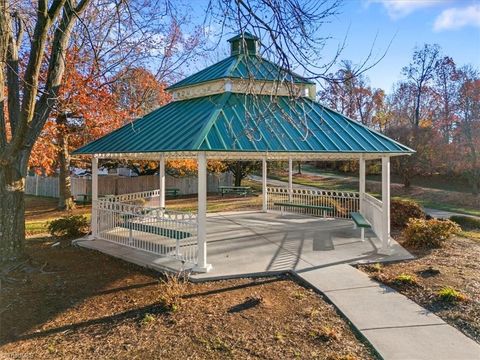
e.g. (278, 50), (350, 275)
(167, 32), (317, 101)
(228, 31), (260, 55)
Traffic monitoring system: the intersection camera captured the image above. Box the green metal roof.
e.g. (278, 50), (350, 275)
(166, 54), (314, 90)
(73, 92), (413, 155)
(227, 32), (259, 42)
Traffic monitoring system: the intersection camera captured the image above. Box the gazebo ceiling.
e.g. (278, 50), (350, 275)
(73, 32), (413, 159)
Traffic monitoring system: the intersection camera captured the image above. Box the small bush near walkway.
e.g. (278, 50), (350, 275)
(404, 218), (460, 249)
(391, 199), (425, 228)
(47, 215), (89, 238)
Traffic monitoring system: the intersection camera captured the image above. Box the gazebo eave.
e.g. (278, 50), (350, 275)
(87, 150), (411, 161)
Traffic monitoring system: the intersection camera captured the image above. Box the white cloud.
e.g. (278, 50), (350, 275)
(368, 0), (447, 19)
(434, 4), (480, 31)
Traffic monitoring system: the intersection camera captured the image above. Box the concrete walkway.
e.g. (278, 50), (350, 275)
(296, 265), (480, 360)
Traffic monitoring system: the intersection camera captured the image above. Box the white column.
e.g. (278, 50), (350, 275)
(359, 155), (366, 214)
(288, 157), (293, 201)
(381, 156), (391, 250)
(194, 152), (211, 272)
(91, 157), (99, 238)
(262, 156), (268, 212)
(159, 155), (165, 208)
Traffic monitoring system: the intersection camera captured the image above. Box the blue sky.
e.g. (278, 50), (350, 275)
(187, 0), (480, 93)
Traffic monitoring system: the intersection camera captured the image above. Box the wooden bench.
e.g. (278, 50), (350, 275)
(219, 186), (252, 197)
(273, 202), (334, 218)
(165, 188), (180, 198)
(350, 212), (371, 241)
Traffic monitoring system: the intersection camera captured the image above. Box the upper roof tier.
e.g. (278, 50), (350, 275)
(166, 33), (315, 97)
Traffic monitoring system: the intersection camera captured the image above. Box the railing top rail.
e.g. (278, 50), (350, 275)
(363, 193), (383, 208)
(100, 189), (161, 202)
(266, 186), (359, 198)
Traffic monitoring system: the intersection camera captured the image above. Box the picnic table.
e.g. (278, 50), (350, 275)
(165, 188), (181, 197)
(219, 186), (252, 197)
(75, 193), (91, 204)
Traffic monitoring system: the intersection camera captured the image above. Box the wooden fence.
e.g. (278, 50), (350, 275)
(25, 173), (233, 199)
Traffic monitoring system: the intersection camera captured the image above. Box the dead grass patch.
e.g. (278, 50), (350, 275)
(0, 236), (376, 359)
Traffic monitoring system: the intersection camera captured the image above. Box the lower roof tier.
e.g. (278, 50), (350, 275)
(73, 92), (414, 156)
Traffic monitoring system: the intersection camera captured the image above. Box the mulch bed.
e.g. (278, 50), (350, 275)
(359, 230), (480, 344)
(0, 236), (376, 359)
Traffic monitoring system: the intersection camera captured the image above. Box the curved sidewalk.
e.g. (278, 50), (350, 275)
(296, 264), (480, 360)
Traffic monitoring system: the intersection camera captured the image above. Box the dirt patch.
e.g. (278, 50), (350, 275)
(359, 231), (480, 344)
(0, 237), (375, 359)
(25, 196), (91, 222)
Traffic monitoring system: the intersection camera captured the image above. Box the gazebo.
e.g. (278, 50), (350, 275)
(73, 33), (413, 273)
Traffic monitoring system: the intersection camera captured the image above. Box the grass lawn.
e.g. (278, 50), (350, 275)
(359, 229), (480, 345)
(301, 164), (474, 194)
(4, 210), (376, 359)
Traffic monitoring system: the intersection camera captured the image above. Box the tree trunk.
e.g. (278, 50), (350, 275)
(57, 115), (75, 210)
(0, 158), (25, 263)
(234, 162), (242, 186)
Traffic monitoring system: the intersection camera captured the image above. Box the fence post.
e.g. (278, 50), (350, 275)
(35, 174), (39, 196)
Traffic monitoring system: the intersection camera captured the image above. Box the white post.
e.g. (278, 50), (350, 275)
(381, 156), (391, 251)
(288, 157), (293, 201)
(262, 156), (268, 212)
(359, 155), (366, 214)
(194, 152), (211, 272)
(159, 155), (165, 208)
(91, 157), (99, 238)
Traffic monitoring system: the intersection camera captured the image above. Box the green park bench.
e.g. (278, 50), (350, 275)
(219, 186), (252, 197)
(76, 193), (91, 204)
(165, 188), (181, 198)
(350, 212), (371, 241)
(273, 202), (334, 218)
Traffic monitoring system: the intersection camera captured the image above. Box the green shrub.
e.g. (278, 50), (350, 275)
(47, 215), (89, 238)
(437, 286), (467, 302)
(403, 218), (460, 249)
(391, 199), (425, 228)
(394, 273), (417, 285)
(449, 215), (480, 231)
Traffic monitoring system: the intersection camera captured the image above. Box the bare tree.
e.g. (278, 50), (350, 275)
(402, 44), (441, 127)
(0, 0), (92, 262)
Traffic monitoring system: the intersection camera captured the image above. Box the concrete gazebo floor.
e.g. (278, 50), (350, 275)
(75, 210), (413, 280)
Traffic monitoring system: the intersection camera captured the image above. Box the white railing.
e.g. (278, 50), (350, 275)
(95, 195), (197, 265)
(362, 193), (384, 240)
(267, 187), (359, 219)
(101, 189), (161, 203)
